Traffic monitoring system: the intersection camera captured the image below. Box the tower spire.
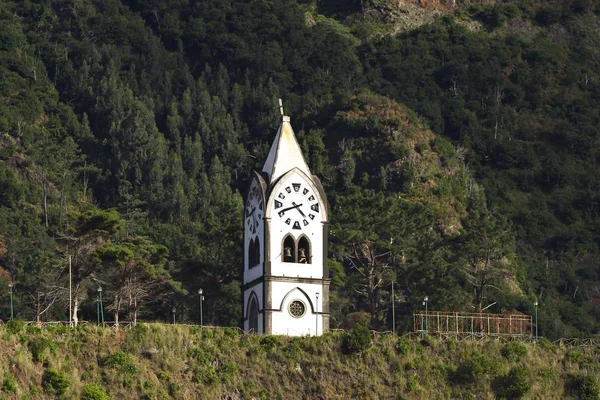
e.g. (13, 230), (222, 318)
(261, 99), (311, 184)
(278, 98), (284, 118)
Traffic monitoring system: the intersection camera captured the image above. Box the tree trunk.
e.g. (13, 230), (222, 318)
(114, 294), (120, 328)
(36, 292), (41, 326)
(73, 297), (79, 326)
(133, 297), (137, 326)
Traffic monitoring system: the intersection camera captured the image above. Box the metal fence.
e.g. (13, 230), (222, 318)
(414, 311), (533, 338)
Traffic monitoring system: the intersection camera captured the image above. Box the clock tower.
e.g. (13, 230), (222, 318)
(242, 107), (329, 336)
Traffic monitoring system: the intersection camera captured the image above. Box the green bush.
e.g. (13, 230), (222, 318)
(42, 369), (70, 396)
(451, 351), (501, 384)
(28, 337), (56, 363)
(259, 335), (281, 352)
(342, 324), (372, 355)
(193, 365), (218, 385)
(167, 381), (180, 397)
(220, 363), (238, 383)
(494, 366), (531, 399)
(102, 350), (136, 375)
(1, 372), (17, 393)
(5, 320), (25, 335)
(537, 338), (557, 352)
(565, 373), (600, 400)
(396, 337), (411, 356)
(283, 338), (303, 359)
(223, 327), (240, 337)
(26, 326), (42, 334)
(501, 342), (527, 361)
(81, 383), (109, 400)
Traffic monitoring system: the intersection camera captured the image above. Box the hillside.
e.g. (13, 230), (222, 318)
(0, 0), (599, 339)
(0, 322), (599, 399)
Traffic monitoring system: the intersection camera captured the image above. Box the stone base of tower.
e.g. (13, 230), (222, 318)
(243, 276), (329, 336)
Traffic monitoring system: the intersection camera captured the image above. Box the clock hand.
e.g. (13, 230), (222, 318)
(292, 202), (306, 218)
(278, 203), (302, 215)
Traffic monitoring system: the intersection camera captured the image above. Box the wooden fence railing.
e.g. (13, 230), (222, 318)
(1, 319), (599, 348)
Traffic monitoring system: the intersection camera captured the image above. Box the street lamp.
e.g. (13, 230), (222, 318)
(172, 307), (176, 325)
(534, 300), (539, 340)
(97, 286), (104, 326)
(8, 283), (13, 321)
(315, 292), (320, 336)
(198, 288), (204, 327)
(423, 296), (429, 336)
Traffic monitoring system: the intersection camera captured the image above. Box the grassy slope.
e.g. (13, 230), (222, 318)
(0, 323), (597, 399)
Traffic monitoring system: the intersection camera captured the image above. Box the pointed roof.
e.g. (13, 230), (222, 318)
(262, 115), (311, 184)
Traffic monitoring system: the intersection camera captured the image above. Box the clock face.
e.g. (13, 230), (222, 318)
(273, 182), (320, 230)
(245, 184), (263, 234)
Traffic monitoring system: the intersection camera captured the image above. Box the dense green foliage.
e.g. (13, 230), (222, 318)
(0, 0), (598, 338)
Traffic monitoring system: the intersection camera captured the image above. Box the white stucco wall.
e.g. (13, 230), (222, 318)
(270, 283), (324, 336)
(266, 169), (327, 280)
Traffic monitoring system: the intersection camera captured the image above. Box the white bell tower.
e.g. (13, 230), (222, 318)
(242, 102), (329, 336)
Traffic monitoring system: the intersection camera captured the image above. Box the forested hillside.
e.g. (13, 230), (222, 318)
(0, 0), (599, 338)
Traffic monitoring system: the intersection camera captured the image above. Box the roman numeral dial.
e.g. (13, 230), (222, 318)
(273, 182), (319, 230)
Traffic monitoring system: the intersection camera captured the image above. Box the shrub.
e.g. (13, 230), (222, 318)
(26, 326), (42, 334)
(103, 350), (136, 375)
(451, 351), (501, 384)
(396, 337), (411, 355)
(494, 366), (531, 399)
(193, 365), (218, 385)
(283, 338), (303, 358)
(259, 335), (281, 352)
(81, 383), (109, 400)
(537, 338), (557, 352)
(28, 337), (56, 363)
(220, 363), (238, 383)
(223, 327), (240, 337)
(565, 373), (600, 400)
(342, 324), (372, 355)
(2, 372), (17, 393)
(5, 320), (25, 335)
(168, 381), (180, 397)
(42, 369), (70, 396)
(501, 342), (527, 361)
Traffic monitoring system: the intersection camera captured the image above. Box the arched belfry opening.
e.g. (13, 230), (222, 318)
(283, 235), (295, 263)
(248, 295), (258, 332)
(248, 237), (261, 268)
(297, 236), (311, 264)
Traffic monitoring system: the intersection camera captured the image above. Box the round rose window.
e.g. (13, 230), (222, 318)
(288, 300), (306, 318)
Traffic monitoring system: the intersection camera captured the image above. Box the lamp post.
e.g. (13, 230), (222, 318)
(198, 288), (204, 327)
(97, 286), (104, 326)
(315, 292), (319, 336)
(534, 300), (538, 340)
(172, 307), (176, 325)
(8, 283), (13, 321)
(423, 296), (429, 336)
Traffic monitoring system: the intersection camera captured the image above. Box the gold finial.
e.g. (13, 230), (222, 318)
(278, 98), (284, 117)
